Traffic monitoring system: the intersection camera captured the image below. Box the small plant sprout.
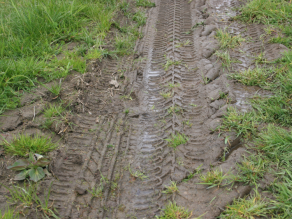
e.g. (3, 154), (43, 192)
(7, 153), (50, 182)
(160, 91), (173, 99)
(190, 103), (197, 107)
(198, 169), (232, 189)
(175, 40), (190, 48)
(182, 165), (203, 182)
(183, 120), (193, 127)
(129, 167), (148, 180)
(215, 51), (233, 68)
(43, 80), (62, 98)
(219, 91), (228, 99)
(224, 135), (231, 146)
(156, 202), (192, 219)
(33, 182), (59, 218)
(164, 56), (182, 71)
(167, 105), (183, 114)
(88, 184), (104, 199)
(120, 89), (133, 100)
(166, 133), (188, 149)
(162, 181), (179, 194)
(0, 208), (18, 219)
(201, 73), (209, 85)
(124, 109), (129, 114)
(166, 82), (180, 88)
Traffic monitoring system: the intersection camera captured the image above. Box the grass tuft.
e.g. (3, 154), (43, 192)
(162, 181), (179, 194)
(220, 190), (272, 219)
(156, 202), (192, 219)
(3, 134), (58, 157)
(216, 28), (245, 49)
(166, 133), (188, 149)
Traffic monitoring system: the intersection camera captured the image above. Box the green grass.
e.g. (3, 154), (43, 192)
(220, 190), (272, 219)
(160, 91), (173, 99)
(0, 0), (118, 112)
(136, 0), (155, 8)
(219, 0), (292, 217)
(0, 208), (18, 219)
(198, 169), (232, 189)
(215, 51), (234, 68)
(5, 182), (58, 218)
(0, 0), (148, 114)
(162, 181), (179, 194)
(229, 66), (272, 86)
(166, 133), (188, 149)
(216, 28), (245, 49)
(3, 134), (58, 156)
(156, 202), (192, 219)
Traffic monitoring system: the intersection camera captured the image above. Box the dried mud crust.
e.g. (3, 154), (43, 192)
(0, 0), (289, 218)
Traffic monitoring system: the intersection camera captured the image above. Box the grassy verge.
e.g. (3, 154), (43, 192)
(217, 0), (292, 218)
(0, 0), (153, 114)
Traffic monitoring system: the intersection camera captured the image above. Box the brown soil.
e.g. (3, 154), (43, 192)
(0, 0), (288, 218)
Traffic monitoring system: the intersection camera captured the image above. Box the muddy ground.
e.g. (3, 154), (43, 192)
(0, 0), (288, 218)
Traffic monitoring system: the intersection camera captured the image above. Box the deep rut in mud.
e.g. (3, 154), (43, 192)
(46, 0), (251, 218)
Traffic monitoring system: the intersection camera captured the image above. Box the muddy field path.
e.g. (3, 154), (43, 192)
(35, 0), (253, 218)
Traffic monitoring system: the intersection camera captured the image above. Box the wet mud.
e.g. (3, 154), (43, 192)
(0, 0), (289, 218)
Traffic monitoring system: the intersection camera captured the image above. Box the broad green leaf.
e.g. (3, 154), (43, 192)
(34, 157), (50, 167)
(28, 167), (45, 182)
(7, 159), (30, 171)
(14, 170), (29, 180)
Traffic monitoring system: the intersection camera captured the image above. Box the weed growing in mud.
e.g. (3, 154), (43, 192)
(182, 165), (203, 182)
(8, 153), (50, 182)
(167, 105), (183, 114)
(201, 74), (210, 85)
(220, 189), (272, 219)
(124, 109), (129, 114)
(160, 91), (173, 99)
(136, 0), (155, 8)
(165, 83), (180, 89)
(120, 89), (134, 100)
(88, 184), (104, 199)
(162, 181), (179, 194)
(44, 104), (65, 119)
(164, 56), (182, 71)
(156, 202), (192, 219)
(5, 182), (35, 207)
(175, 40), (191, 48)
(198, 169), (232, 189)
(43, 81), (63, 98)
(166, 133), (188, 149)
(0, 208), (18, 219)
(3, 134), (58, 156)
(215, 51), (235, 68)
(216, 28), (245, 49)
(5, 182), (58, 218)
(129, 168), (148, 180)
(184, 21), (205, 34)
